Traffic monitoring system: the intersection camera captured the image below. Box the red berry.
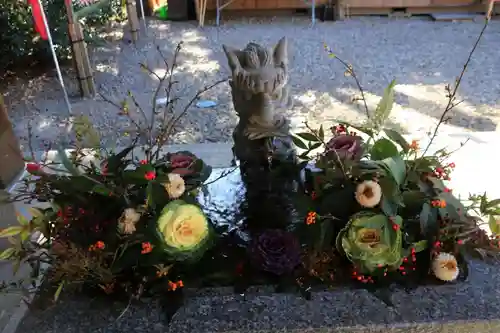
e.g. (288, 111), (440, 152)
(26, 163), (41, 174)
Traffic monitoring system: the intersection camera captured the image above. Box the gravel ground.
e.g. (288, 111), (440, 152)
(3, 16), (500, 151)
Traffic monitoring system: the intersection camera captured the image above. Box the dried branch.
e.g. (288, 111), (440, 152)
(420, 20), (489, 158)
(151, 78), (228, 161)
(323, 44), (370, 119)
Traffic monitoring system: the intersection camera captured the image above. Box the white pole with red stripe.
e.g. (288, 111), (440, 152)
(29, 0), (73, 116)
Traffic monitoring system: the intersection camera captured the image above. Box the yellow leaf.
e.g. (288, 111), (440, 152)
(0, 248), (15, 260)
(16, 212), (29, 226)
(20, 230), (30, 242)
(0, 226), (23, 238)
(54, 281), (65, 302)
(12, 259), (21, 275)
(28, 207), (44, 218)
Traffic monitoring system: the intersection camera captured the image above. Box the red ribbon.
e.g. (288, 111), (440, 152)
(28, 0), (48, 40)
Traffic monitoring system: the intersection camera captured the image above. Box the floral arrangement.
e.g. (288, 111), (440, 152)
(290, 20), (500, 290)
(1, 22), (499, 316)
(0, 43), (224, 300)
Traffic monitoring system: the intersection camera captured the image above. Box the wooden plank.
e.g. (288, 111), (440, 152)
(431, 0), (475, 5)
(431, 12), (479, 20)
(201, 1), (486, 15)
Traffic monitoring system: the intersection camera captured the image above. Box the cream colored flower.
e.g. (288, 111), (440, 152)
(355, 180), (382, 208)
(432, 252), (459, 282)
(164, 173), (186, 199)
(117, 208), (141, 235)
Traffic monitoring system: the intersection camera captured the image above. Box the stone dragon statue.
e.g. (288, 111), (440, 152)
(222, 37), (295, 168)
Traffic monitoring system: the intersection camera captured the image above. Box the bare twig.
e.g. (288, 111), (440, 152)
(420, 20), (489, 158)
(323, 45), (370, 119)
(202, 164), (241, 187)
(151, 78), (228, 161)
(97, 90), (145, 138)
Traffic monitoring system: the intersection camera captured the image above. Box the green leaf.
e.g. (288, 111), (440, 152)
(296, 132), (319, 142)
(74, 0), (112, 19)
(196, 161), (213, 184)
(485, 198), (500, 211)
(292, 135), (308, 150)
(16, 213), (29, 226)
(318, 125), (324, 141)
(0, 248), (15, 260)
(380, 196), (398, 216)
(146, 182), (155, 209)
(106, 145), (135, 173)
(0, 226), (23, 238)
(383, 128), (410, 152)
(308, 142), (322, 150)
(370, 79), (396, 131)
(377, 156), (406, 186)
(419, 203), (432, 235)
(28, 208), (44, 219)
(370, 138), (400, 160)
(412, 240), (428, 253)
(57, 147), (81, 176)
(489, 215), (500, 236)
(91, 185), (113, 196)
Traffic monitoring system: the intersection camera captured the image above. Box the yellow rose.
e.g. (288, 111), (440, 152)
(163, 173), (186, 199)
(355, 180), (382, 208)
(156, 200), (210, 260)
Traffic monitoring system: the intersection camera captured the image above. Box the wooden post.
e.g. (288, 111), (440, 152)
(126, 0), (140, 42)
(64, 1), (95, 98)
(335, 0), (347, 20)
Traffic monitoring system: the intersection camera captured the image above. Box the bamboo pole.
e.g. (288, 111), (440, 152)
(486, 0), (497, 20)
(64, 0), (95, 98)
(196, 0), (207, 27)
(201, 0), (207, 27)
(126, 0), (140, 42)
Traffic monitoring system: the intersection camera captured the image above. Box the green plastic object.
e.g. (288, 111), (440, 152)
(156, 5), (168, 20)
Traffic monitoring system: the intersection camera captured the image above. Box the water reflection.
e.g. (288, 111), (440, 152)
(197, 167), (303, 245)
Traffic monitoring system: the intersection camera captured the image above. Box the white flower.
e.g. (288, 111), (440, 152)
(355, 180), (382, 208)
(117, 208), (141, 235)
(164, 173), (186, 199)
(432, 252), (459, 282)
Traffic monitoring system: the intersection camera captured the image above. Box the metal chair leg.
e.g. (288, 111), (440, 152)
(311, 0), (316, 25)
(216, 0), (221, 26)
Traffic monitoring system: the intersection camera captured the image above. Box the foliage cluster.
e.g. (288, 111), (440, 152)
(0, 0), (125, 73)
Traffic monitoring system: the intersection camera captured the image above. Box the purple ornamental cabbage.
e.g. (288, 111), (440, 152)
(249, 229), (302, 276)
(326, 135), (363, 161)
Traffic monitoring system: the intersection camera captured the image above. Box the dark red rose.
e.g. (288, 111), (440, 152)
(326, 134), (363, 161)
(249, 229), (302, 276)
(100, 161), (108, 175)
(169, 153), (196, 176)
